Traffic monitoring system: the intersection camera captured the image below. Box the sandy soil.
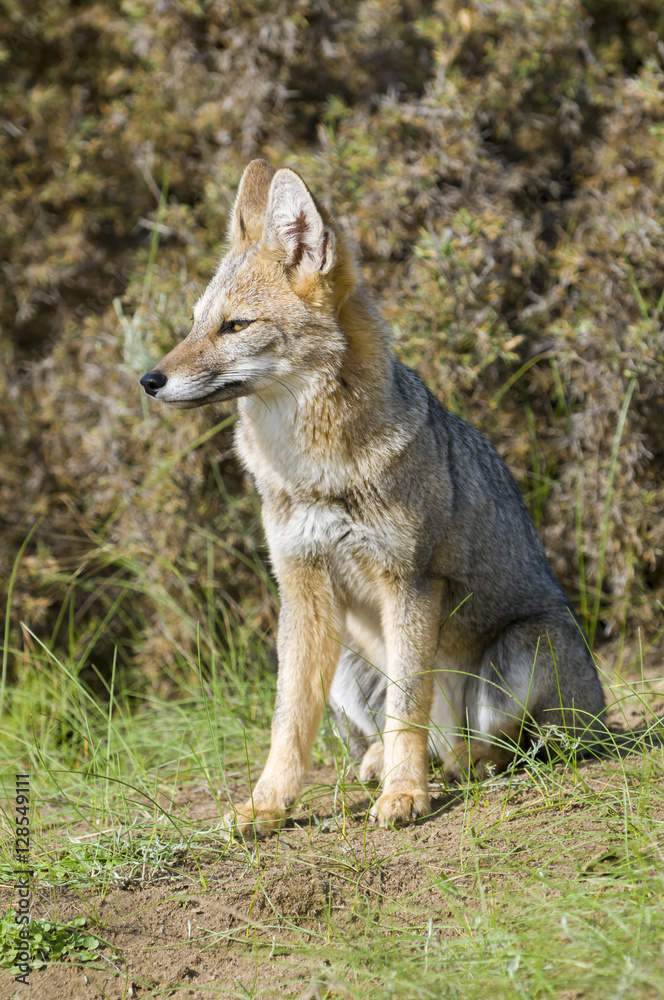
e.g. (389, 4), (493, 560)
(3, 678), (663, 999)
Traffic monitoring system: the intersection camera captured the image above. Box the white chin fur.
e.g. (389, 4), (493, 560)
(162, 397), (209, 409)
(154, 374), (208, 403)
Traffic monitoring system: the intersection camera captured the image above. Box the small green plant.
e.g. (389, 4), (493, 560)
(0, 913), (108, 973)
(7, 827), (190, 889)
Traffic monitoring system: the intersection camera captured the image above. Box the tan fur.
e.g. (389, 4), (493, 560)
(230, 159), (276, 249)
(442, 727), (522, 784)
(141, 160), (605, 835)
(233, 558), (341, 833)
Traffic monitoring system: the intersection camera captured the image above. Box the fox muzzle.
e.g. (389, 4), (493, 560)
(140, 371), (167, 397)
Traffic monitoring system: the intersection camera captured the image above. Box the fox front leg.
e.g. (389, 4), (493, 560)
(370, 582), (441, 827)
(226, 562), (342, 837)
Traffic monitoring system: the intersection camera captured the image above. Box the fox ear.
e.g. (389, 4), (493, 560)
(230, 159), (276, 248)
(263, 168), (336, 275)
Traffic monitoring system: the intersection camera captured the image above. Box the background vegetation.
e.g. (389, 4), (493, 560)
(2, 0), (663, 689)
(1, 3), (664, 997)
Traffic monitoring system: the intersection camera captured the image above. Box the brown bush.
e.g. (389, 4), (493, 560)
(1, 0), (662, 685)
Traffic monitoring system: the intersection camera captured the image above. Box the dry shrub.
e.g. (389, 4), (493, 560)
(1, 0), (662, 685)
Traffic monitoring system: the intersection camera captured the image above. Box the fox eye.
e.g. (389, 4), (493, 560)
(217, 319), (254, 335)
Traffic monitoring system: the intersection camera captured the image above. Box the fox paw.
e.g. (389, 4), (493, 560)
(443, 755), (489, 784)
(223, 799), (287, 839)
(359, 742), (384, 782)
(369, 789), (430, 828)
(443, 738), (512, 784)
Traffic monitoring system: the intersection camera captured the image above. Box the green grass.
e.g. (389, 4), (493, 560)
(1, 569), (663, 997)
(0, 912), (111, 975)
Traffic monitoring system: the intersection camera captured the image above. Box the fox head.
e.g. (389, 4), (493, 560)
(140, 160), (361, 409)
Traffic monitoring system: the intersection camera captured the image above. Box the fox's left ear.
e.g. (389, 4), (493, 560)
(230, 159), (277, 249)
(263, 168), (336, 276)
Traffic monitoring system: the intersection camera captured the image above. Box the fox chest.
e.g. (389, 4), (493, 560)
(262, 497), (412, 607)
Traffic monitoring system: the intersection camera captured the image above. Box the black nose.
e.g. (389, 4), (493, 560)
(140, 371), (167, 396)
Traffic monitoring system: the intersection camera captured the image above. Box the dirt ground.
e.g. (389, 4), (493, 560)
(3, 680), (663, 1000)
(0, 767), (636, 1000)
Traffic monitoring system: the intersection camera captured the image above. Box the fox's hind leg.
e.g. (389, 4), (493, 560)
(326, 645), (389, 781)
(327, 646), (385, 764)
(444, 612), (605, 783)
(359, 741), (384, 782)
(443, 732), (520, 783)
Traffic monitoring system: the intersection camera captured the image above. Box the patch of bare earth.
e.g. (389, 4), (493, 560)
(2, 664), (663, 999)
(3, 739), (664, 999)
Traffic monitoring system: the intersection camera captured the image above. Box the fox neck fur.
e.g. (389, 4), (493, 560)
(236, 285), (424, 500)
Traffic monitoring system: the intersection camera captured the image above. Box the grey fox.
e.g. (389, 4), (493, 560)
(140, 159), (605, 833)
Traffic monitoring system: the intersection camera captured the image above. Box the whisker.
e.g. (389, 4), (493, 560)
(252, 391), (272, 415)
